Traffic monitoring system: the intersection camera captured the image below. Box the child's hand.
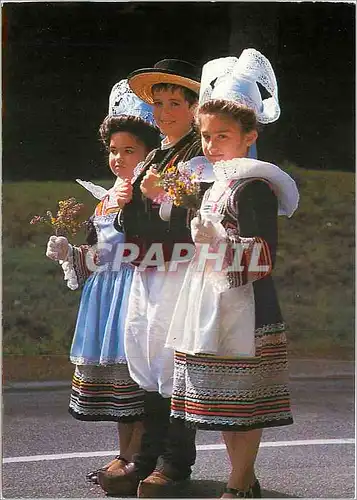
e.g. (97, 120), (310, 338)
(140, 167), (166, 201)
(115, 179), (133, 208)
(191, 216), (218, 244)
(46, 235), (69, 261)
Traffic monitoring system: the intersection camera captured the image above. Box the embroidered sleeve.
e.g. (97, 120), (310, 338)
(224, 179), (278, 287)
(71, 245), (93, 287)
(58, 244), (92, 290)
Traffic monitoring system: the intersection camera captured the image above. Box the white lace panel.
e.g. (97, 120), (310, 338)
(76, 179), (109, 200)
(233, 49), (280, 123)
(108, 79), (156, 125)
(233, 49), (278, 101)
(211, 158), (299, 217)
(200, 56), (237, 104)
(132, 161), (146, 182)
(210, 74), (263, 116)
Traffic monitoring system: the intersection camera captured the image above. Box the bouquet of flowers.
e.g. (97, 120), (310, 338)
(30, 197), (87, 237)
(158, 161), (204, 210)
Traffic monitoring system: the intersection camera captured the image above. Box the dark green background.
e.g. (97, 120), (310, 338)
(2, 2), (355, 180)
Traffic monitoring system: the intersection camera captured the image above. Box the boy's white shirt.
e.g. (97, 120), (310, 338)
(158, 129), (195, 221)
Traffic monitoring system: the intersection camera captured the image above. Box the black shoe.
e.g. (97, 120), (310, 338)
(223, 487), (253, 498)
(251, 479), (262, 498)
(86, 469), (100, 484)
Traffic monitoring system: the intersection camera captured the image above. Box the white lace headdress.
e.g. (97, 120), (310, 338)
(199, 49), (280, 124)
(76, 79), (153, 200)
(108, 79), (156, 125)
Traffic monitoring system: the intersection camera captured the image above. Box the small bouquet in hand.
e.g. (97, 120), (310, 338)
(158, 161), (204, 210)
(30, 197), (87, 236)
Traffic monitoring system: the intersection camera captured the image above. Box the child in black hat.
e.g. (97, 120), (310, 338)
(97, 59), (205, 498)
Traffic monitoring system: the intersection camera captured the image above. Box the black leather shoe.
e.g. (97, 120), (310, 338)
(222, 479), (261, 499)
(222, 487), (253, 498)
(251, 479), (262, 498)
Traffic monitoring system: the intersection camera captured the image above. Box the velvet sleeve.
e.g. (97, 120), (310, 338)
(224, 179), (278, 287)
(71, 245), (93, 286)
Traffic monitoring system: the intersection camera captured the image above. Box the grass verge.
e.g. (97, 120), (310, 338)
(2, 167), (355, 382)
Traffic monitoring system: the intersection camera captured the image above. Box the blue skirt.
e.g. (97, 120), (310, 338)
(70, 264), (134, 365)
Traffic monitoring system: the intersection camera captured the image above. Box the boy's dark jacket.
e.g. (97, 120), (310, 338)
(116, 129), (208, 265)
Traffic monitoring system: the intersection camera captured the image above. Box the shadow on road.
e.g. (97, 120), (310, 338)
(104, 480), (301, 498)
(263, 489), (299, 498)
(179, 480), (299, 498)
(181, 479), (226, 497)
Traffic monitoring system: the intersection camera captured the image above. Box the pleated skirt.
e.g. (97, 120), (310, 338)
(170, 323), (293, 431)
(68, 363), (144, 422)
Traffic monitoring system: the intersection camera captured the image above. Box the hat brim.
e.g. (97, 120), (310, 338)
(128, 69), (200, 104)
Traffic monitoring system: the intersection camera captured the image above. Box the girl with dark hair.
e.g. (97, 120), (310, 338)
(45, 80), (160, 485)
(166, 51), (299, 498)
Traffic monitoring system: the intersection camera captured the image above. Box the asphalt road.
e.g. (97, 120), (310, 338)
(2, 378), (355, 499)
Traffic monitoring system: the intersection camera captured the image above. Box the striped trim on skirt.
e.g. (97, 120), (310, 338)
(170, 323), (293, 431)
(69, 363), (145, 422)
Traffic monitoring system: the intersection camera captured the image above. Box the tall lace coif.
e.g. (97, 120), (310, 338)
(199, 49), (280, 124)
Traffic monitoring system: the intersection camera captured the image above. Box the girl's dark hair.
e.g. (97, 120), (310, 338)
(99, 115), (160, 153)
(196, 99), (259, 133)
(151, 83), (198, 107)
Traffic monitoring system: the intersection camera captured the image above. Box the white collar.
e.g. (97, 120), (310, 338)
(75, 166), (143, 202)
(212, 157), (299, 217)
(179, 156), (299, 218)
(161, 128), (193, 150)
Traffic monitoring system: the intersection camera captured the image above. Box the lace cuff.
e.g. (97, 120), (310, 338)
(58, 243), (94, 289)
(59, 245), (78, 290)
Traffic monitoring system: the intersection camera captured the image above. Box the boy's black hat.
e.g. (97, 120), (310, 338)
(128, 59), (200, 104)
